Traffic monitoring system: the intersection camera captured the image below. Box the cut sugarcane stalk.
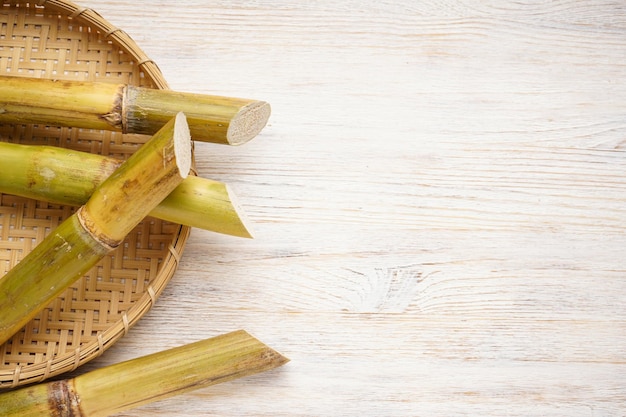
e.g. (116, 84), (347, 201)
(0, 75), (271, 145)
(0, 141), (253, 238)
(0, 112), (192, 345)
(0, 330), (289, 416)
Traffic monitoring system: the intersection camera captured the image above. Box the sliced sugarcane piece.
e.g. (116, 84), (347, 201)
(0, 75), (270, 145)
(155, 176), (253, 238)
(125, 85), (271, 146)
(0, 112), (192, 345)
(0, 330), (289, 417)
(0, 141), (253, 238)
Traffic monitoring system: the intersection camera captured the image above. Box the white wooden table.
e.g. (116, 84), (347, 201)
(75, 1), (626, 415)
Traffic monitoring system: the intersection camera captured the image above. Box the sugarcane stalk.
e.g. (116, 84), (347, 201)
(0, 112), (192, 345)
(0, 330), (289, 416)
(0, 141), (253, 238)
(0, 75), (271, 145)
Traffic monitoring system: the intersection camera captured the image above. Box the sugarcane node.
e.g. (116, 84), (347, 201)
(99, 84), (125, 130)
(47, 380), (81, 416)
(76, 206), (120, 250)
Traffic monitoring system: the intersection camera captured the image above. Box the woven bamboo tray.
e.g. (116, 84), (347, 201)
(0, 1), (190, 388)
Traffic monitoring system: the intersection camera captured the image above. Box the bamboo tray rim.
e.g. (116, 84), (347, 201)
(0, 0), (190, 389)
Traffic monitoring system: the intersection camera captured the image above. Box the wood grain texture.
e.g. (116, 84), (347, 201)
(62, 1), (626, 415)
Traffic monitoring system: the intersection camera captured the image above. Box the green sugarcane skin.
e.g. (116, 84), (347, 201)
(0, 213), (110, 344)
(125, 86), (271, 145)
(74, 330), (288, 416)
(0, 142), (252, 237)
(0, 142), (120, 206)
(154, 177), (252, 237)
(0, 76), (123, 130)
(126, 86), (233, 144)
(0, 330), (289, 416)
(0, 380), (50, 417)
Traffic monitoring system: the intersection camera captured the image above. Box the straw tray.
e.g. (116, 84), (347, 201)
(0, 0), (190, 388)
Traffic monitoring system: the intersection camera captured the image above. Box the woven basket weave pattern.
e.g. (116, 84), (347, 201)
(0, 1), (188, 388)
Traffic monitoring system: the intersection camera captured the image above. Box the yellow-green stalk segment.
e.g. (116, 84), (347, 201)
(0, 113), (192, 345)
(125, 85), (271, 146)
(0, 141), (253, 238)
(0, 330), (289, 417)
(79, 111), (192, 244)
(0, 76), (123, 131)
(0, 75), (271, 145)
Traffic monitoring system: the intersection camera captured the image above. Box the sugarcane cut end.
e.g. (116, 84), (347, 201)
(174, 112), (193, 178)
(227, 101), (271, 145)
(224, 183), (255, 239)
